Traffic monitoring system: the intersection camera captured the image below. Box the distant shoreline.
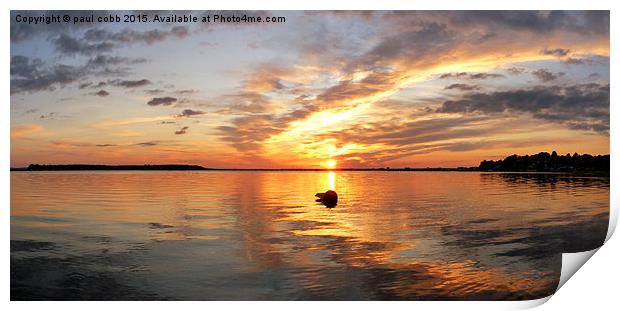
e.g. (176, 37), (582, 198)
(9, 164), (609, 176)
(9, 152), (610, 176)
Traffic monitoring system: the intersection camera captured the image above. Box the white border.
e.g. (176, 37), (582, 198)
(3, 1), (618, 310)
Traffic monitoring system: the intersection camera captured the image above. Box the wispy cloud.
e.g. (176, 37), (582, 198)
(175, 126), (189, 135)
(176, 109), (205, 118)
(531, 69), (565, 82)
(95, 115), (175, 127)
(444, 83), (480, 91)
(111, 79), (151, 88)
(11, 124), (43, 139)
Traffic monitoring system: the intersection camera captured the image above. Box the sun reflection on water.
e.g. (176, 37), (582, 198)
(328, 171), (335, 191)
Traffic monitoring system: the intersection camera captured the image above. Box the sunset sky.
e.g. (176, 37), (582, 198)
(10, 11), (610, 168)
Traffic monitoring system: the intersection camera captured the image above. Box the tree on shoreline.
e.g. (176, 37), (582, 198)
(479, 152), (609, 173)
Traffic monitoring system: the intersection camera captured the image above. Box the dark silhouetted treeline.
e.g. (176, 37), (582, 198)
(479, 152), (609, 174)
(21, 164), (209, 171)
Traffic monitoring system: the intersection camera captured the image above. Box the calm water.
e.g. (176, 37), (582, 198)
(11, 171), (609, 300)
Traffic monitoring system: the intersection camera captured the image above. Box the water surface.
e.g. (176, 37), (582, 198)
(11, 171), (609, 300)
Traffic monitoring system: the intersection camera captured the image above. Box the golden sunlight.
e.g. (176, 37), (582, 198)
(325, 159), (337, 169)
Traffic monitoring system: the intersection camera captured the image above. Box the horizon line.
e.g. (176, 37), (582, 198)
(11, 163), (479, 171)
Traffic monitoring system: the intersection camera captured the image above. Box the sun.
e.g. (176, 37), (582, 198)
(325, 159), (337, 169)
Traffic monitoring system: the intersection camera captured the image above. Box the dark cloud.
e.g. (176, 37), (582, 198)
(79, 81), (107, 89)
(176, 109), (205, 118)
(147, 96), (177, 106)
(10, 54), (148, 94)
(175, 126), (189, 135)
(532, 69), (565, 82)
(52, 33), (114, 56)
(437, 84), (609, 133)
(10, 56), (42, 77)
(541, 47), (570, 57)
(448, 11), (609, 35)
(444, 83), (480, 91)
(49, 43), (148, 76)
(45, 24), (191, 56)
(93, 90), (110, 97)
(111, 79), (151, 88)
(10, 55), (86, 94)
(39, 112), (56, 119)
(95, 144), (117, 147)
(134, 141), (159, 147)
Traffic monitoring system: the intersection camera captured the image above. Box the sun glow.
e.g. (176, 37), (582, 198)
(325, 159), (337, 169)
(328, 171), (336, 190)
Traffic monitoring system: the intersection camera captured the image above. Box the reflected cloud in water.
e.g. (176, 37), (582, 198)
(11, 171), (609, 300)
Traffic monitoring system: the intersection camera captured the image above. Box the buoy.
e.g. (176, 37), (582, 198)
(315, 190), (338, 207)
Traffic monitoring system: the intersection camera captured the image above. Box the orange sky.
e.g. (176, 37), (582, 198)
(10, 11), (610, 168)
